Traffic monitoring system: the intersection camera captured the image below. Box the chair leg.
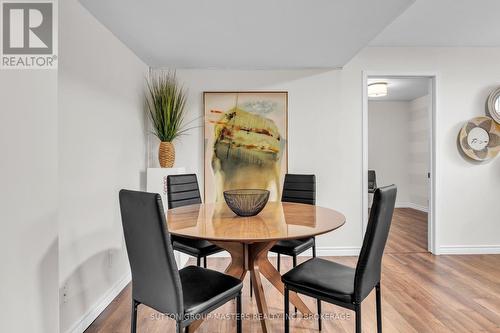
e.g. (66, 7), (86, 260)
(355, 303), (362, 333)
(317, 299), (322, 331)
(236, 292), (242, 333)
(250, 277), (253, 297)
(312, 239), (320, 329)
(196, 257), (201, 267)
(284, 286), (290, 333)
(293, 255), (297, 314)
(376, 283), (382, 333)
(131, 299), (139, 333)
(277, 253), (281, 272)
(203, 256), (207, 268)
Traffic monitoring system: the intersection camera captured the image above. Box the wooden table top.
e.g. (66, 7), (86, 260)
(166, 201), (346, 243)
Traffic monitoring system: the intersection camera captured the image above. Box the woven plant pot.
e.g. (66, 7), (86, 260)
(159, 141), (175, 168)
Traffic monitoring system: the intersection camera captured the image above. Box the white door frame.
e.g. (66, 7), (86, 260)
(362, 71), (439, 254)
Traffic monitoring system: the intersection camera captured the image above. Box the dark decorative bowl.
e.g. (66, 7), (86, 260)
(223, 189), (270, 217)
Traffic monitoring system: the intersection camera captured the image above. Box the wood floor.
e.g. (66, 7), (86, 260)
(86, 209), (500, 332)
(385, 208), (428, 254)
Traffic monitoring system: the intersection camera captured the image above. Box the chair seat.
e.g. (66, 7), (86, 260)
(270, 237), (314, 256)
(282, 258), (355, 303)
(180, 266), (243, 316)
(172, 235), (223, 257)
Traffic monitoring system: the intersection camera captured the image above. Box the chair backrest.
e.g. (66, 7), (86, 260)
(281, 174), (316, 205)
(368, 170), (377, 191)
(119, 189), (183, 316)
(167, 174), (202, 209)
(354, 185), (397, 302)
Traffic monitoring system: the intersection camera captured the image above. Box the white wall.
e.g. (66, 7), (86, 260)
(149, 69), (361, 255)
(409, 95), (431, 210)
(368, 98), (430, 211)
(58, 1), (148, 332)
(348, 47), (500, 253)
(0, 71), (58, 332)
(154, 47), (500, 255)
(368, 101), (411, 205)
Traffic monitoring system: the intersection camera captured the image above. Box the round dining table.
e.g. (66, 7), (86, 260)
(167, 201), (346, 333)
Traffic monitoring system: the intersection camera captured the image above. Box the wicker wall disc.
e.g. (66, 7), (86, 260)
(159, 141), (175, 168)
(459, 116), (500, 161)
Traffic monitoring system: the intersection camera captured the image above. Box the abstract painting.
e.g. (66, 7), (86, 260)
(204, 92), (288, 203)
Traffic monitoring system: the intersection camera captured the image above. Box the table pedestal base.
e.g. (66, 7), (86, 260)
(187, 241), (313, 333)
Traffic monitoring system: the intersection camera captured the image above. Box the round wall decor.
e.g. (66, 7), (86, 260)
(459, 116), (500, 161)
(487, 87), (500, 124)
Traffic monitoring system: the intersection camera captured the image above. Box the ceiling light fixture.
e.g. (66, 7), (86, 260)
(368, 82), (388, 97)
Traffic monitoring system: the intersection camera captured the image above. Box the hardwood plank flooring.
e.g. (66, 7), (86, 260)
(385, 208), (427, 254)
(85, 209), (500, 332)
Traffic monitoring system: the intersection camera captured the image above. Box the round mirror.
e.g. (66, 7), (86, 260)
(487, 87), (500, 124)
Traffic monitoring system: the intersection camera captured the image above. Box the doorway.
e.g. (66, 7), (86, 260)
(362, 74), (436, 254)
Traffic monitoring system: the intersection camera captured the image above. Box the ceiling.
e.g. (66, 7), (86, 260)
(368, 77), (429, 101)
(79, 0), (500, 69)
(371, 0), (500, 46)
(79, 0), (413, 69)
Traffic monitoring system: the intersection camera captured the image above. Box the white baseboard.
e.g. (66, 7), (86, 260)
(438, 245), (500, 255)
(201, 246), (361, 259)
(401, 202), (428, 212)
(315, 246), (361, 256)
(370, 201), (429, 213)
(392, 201), (428, 212)
(175, 252), (190, 267)
(66, 272), (131, 333)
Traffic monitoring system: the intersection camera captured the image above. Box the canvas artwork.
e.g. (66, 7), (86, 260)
(204, 92), (288, 203)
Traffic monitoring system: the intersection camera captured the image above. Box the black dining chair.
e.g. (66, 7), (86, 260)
(270, 174), (317, 273)
(258, 174), (318, 313)
(265, 174), (316, 286)
(282, 185), (397, 332)
(368, 170), (377, 193)
(167, 174), (224, 268)
(119, 189), (243, 333)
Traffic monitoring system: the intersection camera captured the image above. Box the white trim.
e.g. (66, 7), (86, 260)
(362, 71), (369, 237)
(393, 202), (428, 212)
(370, 201), (428, 213)
(438, 245), (500, 255)
(66, 273), (131, 333)
(205, 251), (230, 258)
(175, 252), (190, 267)
(315, 246), (361, 257)
(204, 246), (361, 258)
(403, 202), (428, 213)
(362, 71), (439, 254)
(428, 76), (438, 254)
